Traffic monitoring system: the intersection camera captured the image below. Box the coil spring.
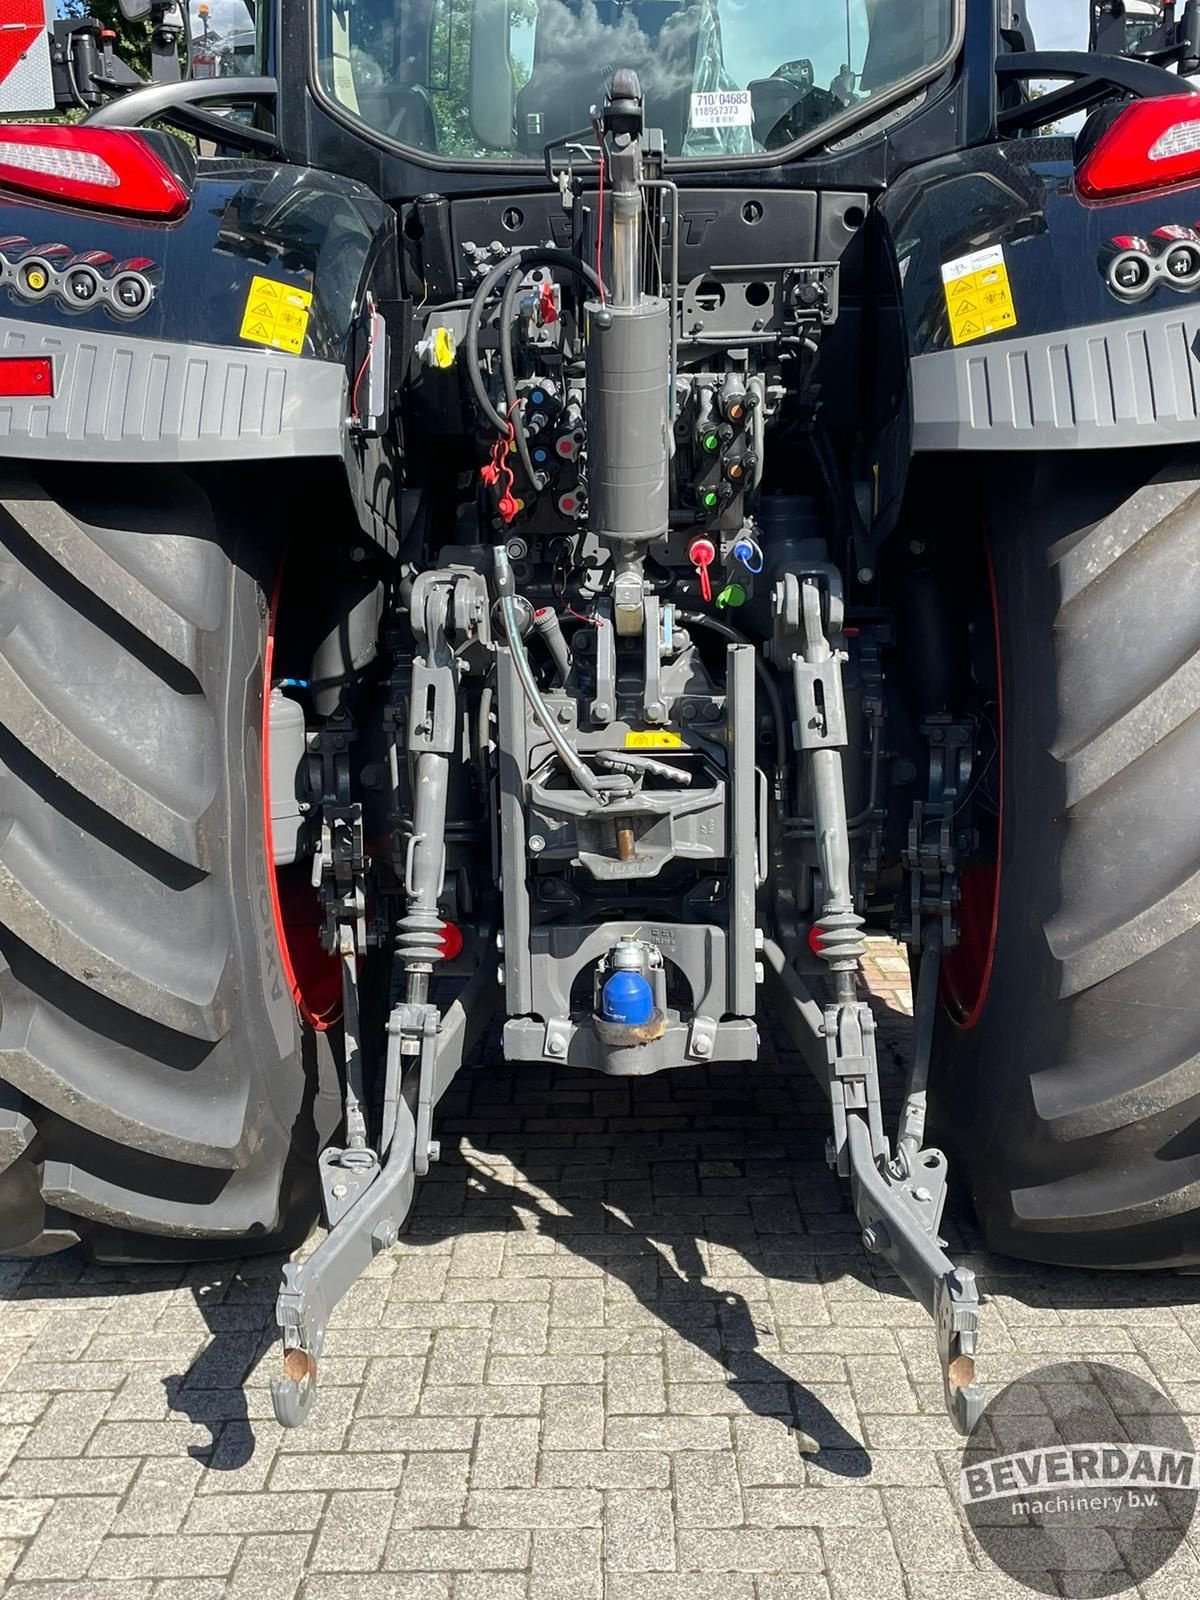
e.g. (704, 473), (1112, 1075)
(815, 907), (866, 970)
(396, 908), (445, 970)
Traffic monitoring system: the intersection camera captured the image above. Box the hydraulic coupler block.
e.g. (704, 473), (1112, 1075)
(585, 297), (670, 549)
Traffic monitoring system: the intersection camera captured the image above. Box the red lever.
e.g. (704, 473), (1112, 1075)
(537, 281), (558, 325)
(688, 536), (717, 604)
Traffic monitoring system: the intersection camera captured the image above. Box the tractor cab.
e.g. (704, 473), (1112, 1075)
(308, 0), (955, 163)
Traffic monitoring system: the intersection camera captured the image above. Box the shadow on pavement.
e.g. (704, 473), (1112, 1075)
(3, 988), (1197, 1480)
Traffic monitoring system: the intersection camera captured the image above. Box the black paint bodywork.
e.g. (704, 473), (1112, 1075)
(878, 132), (1200, 357)
(0, 160), (397, 365)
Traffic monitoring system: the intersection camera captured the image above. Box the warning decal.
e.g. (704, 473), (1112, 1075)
(239, 275), (313, 356)
(625, 730), (683, 750)
(941, 244), (1017, 347)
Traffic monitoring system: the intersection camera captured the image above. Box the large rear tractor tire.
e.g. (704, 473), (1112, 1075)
(0, 464), (340, 1261)
(933, 449), (1200, 1269)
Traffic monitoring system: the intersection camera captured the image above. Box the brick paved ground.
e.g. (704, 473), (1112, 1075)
(0, 938), (1197, 1598)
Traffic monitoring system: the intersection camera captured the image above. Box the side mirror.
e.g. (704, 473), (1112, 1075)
(469, 0), (515, 151)
(117, 0), (155, 19)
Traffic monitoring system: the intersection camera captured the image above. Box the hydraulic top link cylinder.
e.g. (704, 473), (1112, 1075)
(586, 70), (669, 553)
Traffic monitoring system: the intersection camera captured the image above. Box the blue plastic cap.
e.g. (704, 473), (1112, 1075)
(600, 970), (655, 1027)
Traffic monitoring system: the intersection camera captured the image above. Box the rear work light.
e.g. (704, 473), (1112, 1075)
(0, 127), (190, 222)
(0, 357), (53, 397)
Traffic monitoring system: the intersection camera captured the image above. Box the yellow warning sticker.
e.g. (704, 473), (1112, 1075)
(941, 244), (1017, 347)
(625, 730), (683, 750)
(239, 275), (313, 355)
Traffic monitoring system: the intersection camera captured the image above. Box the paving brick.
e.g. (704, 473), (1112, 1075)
(487, 1355), (602, 1387)
(302, 1579), (450, 1600)
(674, 1451), (744, 1526)
(403, 1452), (471, 1497)
(490, 1303), (549, 1355)
(606, 1354), (666, 1415)
(18, 1388), (112, 1457)
(14, 1586), (152, 1600)
(310, 1490), (394, 1572)
(357, 1359), (427, 1417)
(112, 1458), (205, 1534)
(676, 1529), (823, 1572)
(152, 1582), (226, 1600)
(388, 1487), (468, 1530)
(606, 1581), (754, 1600)
(184, 1490), (326, 1534)
(529, 1529), (601, 1600)
(606, 1414), (732, 1452)
(543, 1385), (605, 1451)
(732, 1417), (807, 1486)
(15, 1493), (119, 1579)
(268, 1453), (403, 1491)
(603, 1488), (675, 1573)
(472, 1416), (540, 1488)
(193, 1424), (277, 1491)
(0, 1492), (52, 1537)
(91, 1534), (244, 1581)
(743, 1486), (883, 1526)
(419, 1385), (542, 1417)
(427, 1329), (491, 1386)
(539, 1450), (668, 1489)
(549, 1281), (605, 1326)
(348, 1419), (477, 1453)
(466, 1488), (601, 1528)
(225, 1533), (313, 1600)
(0, 1427), (27, 1472)
(452, 1577), (527, 1600)
(879, 1487), (974, 1572)
(86, 1420), (218, 1458)
(383, 1530), (531, 1570)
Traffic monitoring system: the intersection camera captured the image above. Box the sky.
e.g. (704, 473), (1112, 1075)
(188, 0), (252, 36)
(1024, 1), (1088, 51)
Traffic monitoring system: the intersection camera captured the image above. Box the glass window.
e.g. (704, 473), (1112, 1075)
(314, 0), (956, 161)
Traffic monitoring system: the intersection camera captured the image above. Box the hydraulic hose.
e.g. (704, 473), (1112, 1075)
(493, 546), (603, 801)
(466, 247), (606, 437)
(499, 263), (539, 488)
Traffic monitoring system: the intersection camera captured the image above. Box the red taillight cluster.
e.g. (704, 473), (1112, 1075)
(0, 126), (189, 221)
(1077, 94), (1200, 202)
(0, 356), (52, 397)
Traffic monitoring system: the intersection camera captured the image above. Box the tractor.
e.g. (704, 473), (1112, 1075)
(1, 0), (1200, 1433)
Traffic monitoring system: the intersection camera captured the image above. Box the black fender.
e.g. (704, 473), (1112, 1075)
(877, 135), (1200, 451)
(0, 154), (401, 547)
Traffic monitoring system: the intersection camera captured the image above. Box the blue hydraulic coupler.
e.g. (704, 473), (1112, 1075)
(600, 968), (656, 1026)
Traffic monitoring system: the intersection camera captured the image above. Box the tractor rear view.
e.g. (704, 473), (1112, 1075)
(2, 0), (1200, 1434)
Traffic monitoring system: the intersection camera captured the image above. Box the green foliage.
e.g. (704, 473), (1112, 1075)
(429, 0), (535, 156)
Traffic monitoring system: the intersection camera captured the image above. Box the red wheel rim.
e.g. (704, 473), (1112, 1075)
(939, 539), (1003, 1031)
(263, 580), (341, 1030)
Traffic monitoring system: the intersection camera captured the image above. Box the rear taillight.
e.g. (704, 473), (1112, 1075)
(0, 127), (189, 221)
(1076, 94), (1200, 202)
(0, 357), (52, 397)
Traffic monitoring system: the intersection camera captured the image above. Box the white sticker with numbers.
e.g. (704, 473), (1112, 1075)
(690, 90), (753, 129)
